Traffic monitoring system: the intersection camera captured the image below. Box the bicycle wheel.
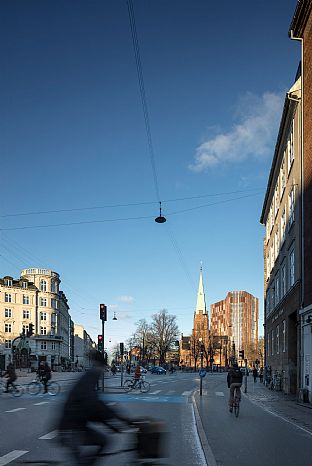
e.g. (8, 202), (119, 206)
(47, 381), (60, 396)
(28, 381), (41, 395)
(123, 379), (133, 392)
(140, 380), (150, 393)
(12, 384), (24, 397)
(234, 400), (239, 417)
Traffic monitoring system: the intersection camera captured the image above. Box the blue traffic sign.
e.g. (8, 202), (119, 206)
(199, 369), (206, 377)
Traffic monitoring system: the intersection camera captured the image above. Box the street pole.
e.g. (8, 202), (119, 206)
(102, 317), (105, 392)
(200, 350), (203, 396)
(244, 358), (248, 393)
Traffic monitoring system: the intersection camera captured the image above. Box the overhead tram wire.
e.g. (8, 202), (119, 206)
(127, 0), (160, 203)
(0, 191), (262, 231)
(0, 187), (264, 219)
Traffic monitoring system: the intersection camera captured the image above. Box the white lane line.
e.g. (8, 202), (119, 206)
(39, 430), (58, 440)
(150, 390), (161, 395)
(216, 391), (224, 397)
(0, 450), (28, 465)
(166, 390), (176, 395)
(5, 408), (26, 413)
(182, 391), (192, 396)
(107, 402), (117, 406)
(34, 401), (49, 406)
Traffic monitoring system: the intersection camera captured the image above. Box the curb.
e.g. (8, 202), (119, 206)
(192, 392), (218, 466)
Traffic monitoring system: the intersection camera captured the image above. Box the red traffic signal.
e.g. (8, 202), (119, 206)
(98, 334), (103, 351)
(100, 304), (107, 321)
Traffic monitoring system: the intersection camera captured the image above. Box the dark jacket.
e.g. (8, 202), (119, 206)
(227, 367), (243, 387)
(58, 368), (127, 431)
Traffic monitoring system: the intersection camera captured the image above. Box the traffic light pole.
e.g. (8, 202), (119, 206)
(244, 358), (248, 393)
(102, 317), (105, 392)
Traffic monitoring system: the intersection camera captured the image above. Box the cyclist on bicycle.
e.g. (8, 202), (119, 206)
(37, 361), (51, 393)
(3, 362), (17, 392)
(133, 364), (141, 387)
(227, 361), (243, 412)
(57, 350), (133, 465)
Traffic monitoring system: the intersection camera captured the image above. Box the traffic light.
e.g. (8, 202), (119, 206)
(27, 323), (34, 337)
(239, 350), (244, 360)
(100, 304), (107, 321)
(120, 342), (124, 355)
(98, 334), (103, 351)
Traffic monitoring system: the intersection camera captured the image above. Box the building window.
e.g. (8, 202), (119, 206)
(270, 205), (274, 232)
(274, 184), (279, 217)
(5, 293), (12, 303)
(40, 280), (47, 292)
(271, 330), (274, 356)
(281, 208), (286, 244)
(289, 249), (295, 287)
(276, 325), (280, 354)
(275, 229), (280, 260)
(282, 320), (286, 352)
(51, 280), (58, 293)
(40, 312), (47, 321)
(5, 323), (12, 333)
(22, 281), (27, 289)
(5, 308), (12, 318)
(23, 295), (30, 305)
(40, 327), (47, 335)
(22, 324), (29, 334)
(41, 341), (47, 350)
(23, 310), (30, 319)
(270, 243), (274, 271)
(39, 297), (47, 307)
(287, 120), (295, 172)
(281, 263), (286, 297)
(271, 288), (275, 310)
(5, 340), (12, 349)
(266, 254), (270, 281)
(51, 342), (56, 350)
(51, 298), (58, 310)
(275, 274), (280, 303)
(288, 187), (295, 227)
(5, 279), (13, 287)
(280, 158), (286, 197)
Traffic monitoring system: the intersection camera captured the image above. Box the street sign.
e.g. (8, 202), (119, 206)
(199, 368), (207, 378)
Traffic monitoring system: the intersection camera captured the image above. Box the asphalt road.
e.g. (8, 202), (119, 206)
(0, 372), (206, 466)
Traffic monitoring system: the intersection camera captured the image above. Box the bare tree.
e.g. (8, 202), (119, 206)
(149, 310), (179, 365)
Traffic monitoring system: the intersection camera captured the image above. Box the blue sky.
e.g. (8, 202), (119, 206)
(0, 0), (300, 349)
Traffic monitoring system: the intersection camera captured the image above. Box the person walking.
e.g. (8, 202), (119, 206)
(252, 367), (258, 383)
(259, 367), (264, 383)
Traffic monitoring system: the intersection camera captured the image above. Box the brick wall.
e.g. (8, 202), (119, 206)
(303, 11), (312, 306)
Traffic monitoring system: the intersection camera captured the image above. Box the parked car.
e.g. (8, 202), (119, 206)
(151, 366), (166, 375)
(130, 365), (147, 374)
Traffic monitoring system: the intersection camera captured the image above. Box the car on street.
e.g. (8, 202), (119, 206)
(130, 365), (147, 374)
(150, 366), (166, 375)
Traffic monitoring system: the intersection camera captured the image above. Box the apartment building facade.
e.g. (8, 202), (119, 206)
(74, 323), (95, 369)
(260, 71), (302, 394)
(289, 0), (312, 397)
(0, 268), (72, 370)
(210, 291), (259, 366)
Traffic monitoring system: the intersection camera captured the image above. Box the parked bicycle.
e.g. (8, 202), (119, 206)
(27, 375), (60, 396)
(0, 377), (24, 397)
(123, 376), (150, 393)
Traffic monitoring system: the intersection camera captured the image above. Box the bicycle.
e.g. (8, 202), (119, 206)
(19, 418), (168, 465)
(0, 378), (24, 397)
(123, 376), (150, 393)
(230, 386), (240, 418)
(27, 376), (60, 396)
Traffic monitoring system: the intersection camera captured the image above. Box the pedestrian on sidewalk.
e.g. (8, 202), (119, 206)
(259, 367), (264, 383)
(252, 367), (258, 383)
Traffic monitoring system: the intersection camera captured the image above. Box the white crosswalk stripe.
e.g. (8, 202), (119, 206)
(34, 401), (49, 406)
(5, 408), (26, 413)
(39, 430), (59, 440)
(0, 450), (28, 465)
(150, 390), (161, 395)
(182, 391), (192, 396)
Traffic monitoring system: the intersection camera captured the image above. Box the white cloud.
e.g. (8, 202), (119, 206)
(189, 91), (284, 172)
(117, 295), (135, 304)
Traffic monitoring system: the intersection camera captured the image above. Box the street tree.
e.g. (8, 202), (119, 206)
(149, 309), (179, 365)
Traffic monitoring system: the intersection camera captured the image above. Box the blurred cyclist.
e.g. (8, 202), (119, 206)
(58, 350), (133, 465)
(3, 362), (17, 392)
